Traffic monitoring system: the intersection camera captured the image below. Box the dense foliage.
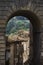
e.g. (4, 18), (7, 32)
(6, 16), (30, 35)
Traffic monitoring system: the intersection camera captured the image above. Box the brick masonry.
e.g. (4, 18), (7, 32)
(0, 0), (43, 65)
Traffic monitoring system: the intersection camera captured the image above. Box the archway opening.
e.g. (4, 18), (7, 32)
(5, 10), (40, 65)
(5, 16), (33, 65)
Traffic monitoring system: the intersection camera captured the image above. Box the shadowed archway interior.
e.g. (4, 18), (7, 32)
(6, 10), (40, 65)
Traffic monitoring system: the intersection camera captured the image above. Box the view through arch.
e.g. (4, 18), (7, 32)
(5, 16), (33, 65)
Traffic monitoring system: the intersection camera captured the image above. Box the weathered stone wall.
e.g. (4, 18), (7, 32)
(0, 0), (43, 65)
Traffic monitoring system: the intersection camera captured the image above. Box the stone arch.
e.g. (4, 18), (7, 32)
(7, 10), (40, 31)
(6, 10), (41, 65)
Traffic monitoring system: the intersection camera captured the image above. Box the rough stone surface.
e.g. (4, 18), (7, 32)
(0, 0), (43, 65)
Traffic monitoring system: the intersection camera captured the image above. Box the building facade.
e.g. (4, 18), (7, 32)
(0, 0), (43, 65)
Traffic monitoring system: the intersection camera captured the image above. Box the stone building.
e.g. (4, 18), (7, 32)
(0, 0), (43, 65)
